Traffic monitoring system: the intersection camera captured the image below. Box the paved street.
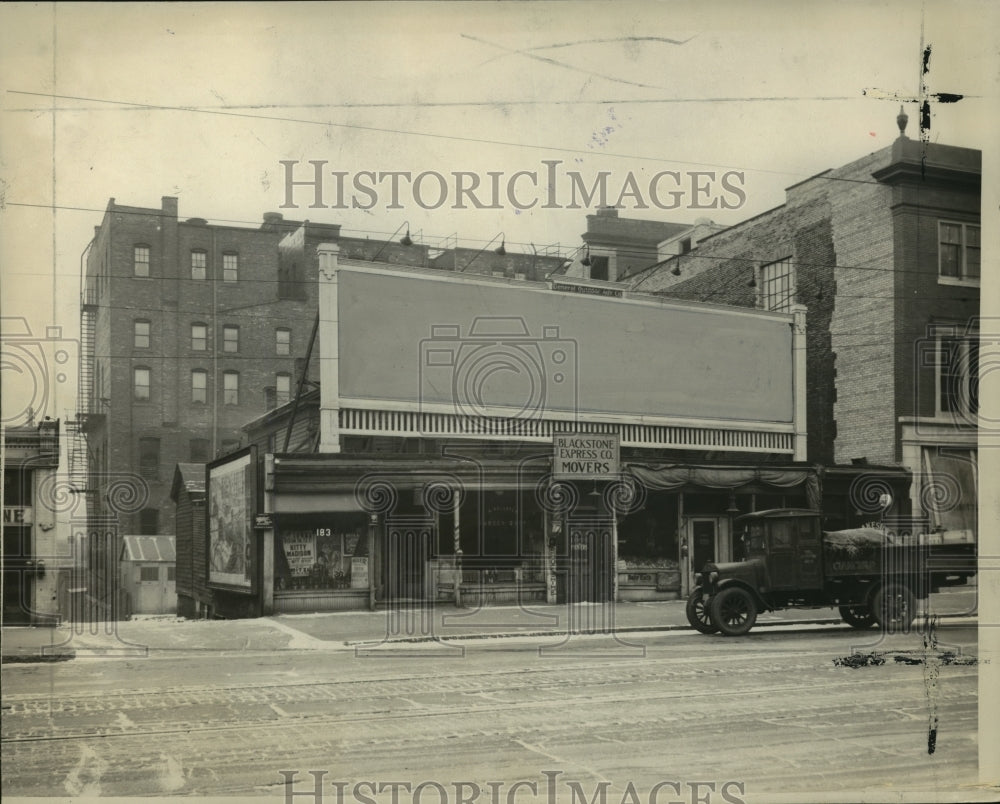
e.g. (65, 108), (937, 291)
(1, 616), (988, 802)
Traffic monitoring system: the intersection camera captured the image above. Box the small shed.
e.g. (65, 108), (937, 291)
(171, 462), (212, 618)
(119, 535), (177, 615)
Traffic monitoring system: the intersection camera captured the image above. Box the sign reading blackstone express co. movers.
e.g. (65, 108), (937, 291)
(553, 433), (620, 478)
(207, 448), (255, 592)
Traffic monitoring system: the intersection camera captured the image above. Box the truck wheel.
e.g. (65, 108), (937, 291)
(686, 588), (718, 634)
(709, 587), (757, 636)
(871, 583), (916, 633)
(838, 605), (875, 629)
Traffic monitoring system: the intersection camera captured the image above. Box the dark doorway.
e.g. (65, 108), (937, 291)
(384, 520), (431, 600)
(691, 518), (717, 575)
(566, 521), (613, 603)
(3, 526), (32, 624)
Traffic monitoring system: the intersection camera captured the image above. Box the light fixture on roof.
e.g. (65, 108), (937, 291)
(581, 245), (592, 267)
(460, 232), (506, 271)
(670, 263), (682, 277)
(370, 221), (414, 262)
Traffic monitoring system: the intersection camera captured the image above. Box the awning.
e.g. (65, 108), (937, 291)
(624, 463), (822, 510)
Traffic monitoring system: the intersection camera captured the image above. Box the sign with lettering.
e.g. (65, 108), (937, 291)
(552, 434), (620, 478)
(551, 281), (624, 298)
(253, 513), (274, 530)
(351, 557), (369, 589)
(3, 507), (33, 525)
(282, 531), (316, 577)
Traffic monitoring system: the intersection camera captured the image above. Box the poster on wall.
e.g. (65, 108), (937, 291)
(206, 446), (256, 592)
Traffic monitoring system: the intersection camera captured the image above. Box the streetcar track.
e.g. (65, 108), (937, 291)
(1, 641), (955, 702)
(2, 670), (976, 745)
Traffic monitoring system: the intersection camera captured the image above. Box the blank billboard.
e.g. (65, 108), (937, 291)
(336, 268), (793, 424)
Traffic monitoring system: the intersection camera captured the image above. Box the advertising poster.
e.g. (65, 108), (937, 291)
(207, 450), (253, 590)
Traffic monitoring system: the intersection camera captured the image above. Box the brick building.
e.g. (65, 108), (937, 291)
(629, 116), (980, 536)
(172, 251), (816, 618)
(79, 198), (567, 537)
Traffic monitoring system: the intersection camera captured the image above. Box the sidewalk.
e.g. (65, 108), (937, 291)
(1, 587), (978, 663)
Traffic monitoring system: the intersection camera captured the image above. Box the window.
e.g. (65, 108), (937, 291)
(275, 328), (291, 355)
(939, 222), (980, 283)
(760, 257), (795, 312)
(276, 373), (291, 407)
(191, 369), (207, 404)
(191, 249), (207, 280)
(937, 332), (978, 419)
(140, 566), (160, 582)
(138, 437), (160, 480)
(191, 323), (207, 351)
(921, 448), (977, 534)
(139, 508), (159, 535)
(223, 371), (239, 405)
(223, 326), (239, 353)
(589, 256), (610, 282)
(189, 438), (210, 462)
(133, 367), (151, 401)
(134, 245), (150, 277)
(223, 253), (239, 282)
(167, 566), (176, 582)
(133, 320), (150, 349)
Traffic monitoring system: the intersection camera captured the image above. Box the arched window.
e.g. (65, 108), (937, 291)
(223, 371), (239, 405)
(191, 323), (208, 351)
(223, 252), (239, 282)
(191, 369), (207, 403)
(133, 319), (150, 349)
(191, 249), (208, 280)
(133, 367), (151, 401)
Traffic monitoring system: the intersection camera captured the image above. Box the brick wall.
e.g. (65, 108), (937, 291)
(635, 195), (837, 463)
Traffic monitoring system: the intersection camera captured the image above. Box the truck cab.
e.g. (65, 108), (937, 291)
(739, 509), (824, 594)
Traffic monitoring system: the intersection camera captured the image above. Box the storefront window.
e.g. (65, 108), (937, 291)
(455, 489), (546, 584)
(618, 496), (679, 568)
(275, 513), (368, 591)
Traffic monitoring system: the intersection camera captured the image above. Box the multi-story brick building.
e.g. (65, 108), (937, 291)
(628, 115), (981, 537)
(79, 197), (566, 536)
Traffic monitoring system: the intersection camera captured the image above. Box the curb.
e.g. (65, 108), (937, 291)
(344, 612), (978, 647)
(2, 613), (976, 660)
(344, 617), (846, 646)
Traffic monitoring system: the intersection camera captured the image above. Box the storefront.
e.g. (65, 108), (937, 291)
(619, 463), (821, 596)
(263, 455), (555, 614)
(2, 420), (62, 625)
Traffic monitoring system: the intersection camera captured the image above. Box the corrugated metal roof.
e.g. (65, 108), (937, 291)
(120, 534), (176, 563)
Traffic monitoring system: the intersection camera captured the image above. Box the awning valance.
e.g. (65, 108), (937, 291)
(624, 463), (821, 509)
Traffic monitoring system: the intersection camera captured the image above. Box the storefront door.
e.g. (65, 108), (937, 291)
(566, 521), (613, 603)
(384, 521), (431, 600)
(2, 526), (32, 624)
(690, 518), (717, 575)
(686, 517), (731, 592)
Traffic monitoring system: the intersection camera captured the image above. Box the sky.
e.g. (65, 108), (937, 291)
(1, 0), (998, 424)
